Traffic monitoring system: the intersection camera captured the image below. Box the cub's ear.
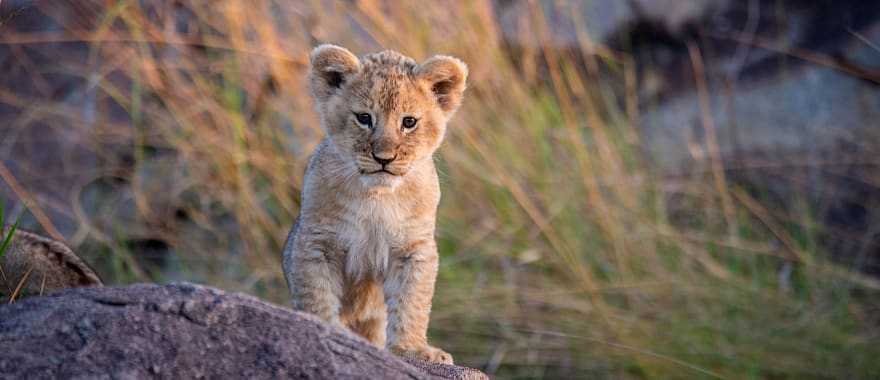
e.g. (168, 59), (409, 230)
(416, 55), (468, 115)
(309, 44), (361, 103)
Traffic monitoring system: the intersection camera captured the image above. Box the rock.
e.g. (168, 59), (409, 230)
(496, 0), (880, 275)
(0, 228), (102, 301)
(0, 282), (487, 380)
(494, 0), (880, 167)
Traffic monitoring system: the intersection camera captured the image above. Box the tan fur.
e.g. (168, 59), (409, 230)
(283, 45), (467, 364)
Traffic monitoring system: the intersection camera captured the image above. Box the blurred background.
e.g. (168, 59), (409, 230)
(1, 0), (879, 378)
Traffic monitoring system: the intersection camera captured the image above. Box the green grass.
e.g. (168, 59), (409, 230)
(0, 200), (22, 301)
(0, 201), (18, 261)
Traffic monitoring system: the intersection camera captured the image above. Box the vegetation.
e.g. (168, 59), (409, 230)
(0, 201), (23, 302)
(4, 1), (879, 378)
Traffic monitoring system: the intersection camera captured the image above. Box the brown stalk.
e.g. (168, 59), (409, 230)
(0, 161), (65, 242)
(9, 266), (34, 304)
(687, 43), (739, 243)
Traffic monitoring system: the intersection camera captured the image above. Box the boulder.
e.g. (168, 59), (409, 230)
(0, 228), (102, 301)
(0, 283), (487, 380)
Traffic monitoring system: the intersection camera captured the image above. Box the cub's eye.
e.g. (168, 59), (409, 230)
(354, 113), (373, 128)
(401, 116), (418, 130)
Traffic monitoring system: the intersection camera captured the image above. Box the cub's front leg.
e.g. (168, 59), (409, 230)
(384, 239), (453, 364)
(283, 237), (344, 327)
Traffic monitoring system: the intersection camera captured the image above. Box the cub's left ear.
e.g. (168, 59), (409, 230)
(415, 55), (468, 115)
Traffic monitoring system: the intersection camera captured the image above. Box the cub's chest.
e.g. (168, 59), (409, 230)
(339, 199), (409, 244)
(336, 198), (413, 278)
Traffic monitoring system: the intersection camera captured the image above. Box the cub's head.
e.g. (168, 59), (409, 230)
(308, 44), (467, 189)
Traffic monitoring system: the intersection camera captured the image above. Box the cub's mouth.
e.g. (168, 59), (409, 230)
(361, 168), (399, 176)
(357, 166), (405, 190)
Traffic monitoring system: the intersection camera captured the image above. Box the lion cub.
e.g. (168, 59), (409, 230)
(283, 45), (467, 364)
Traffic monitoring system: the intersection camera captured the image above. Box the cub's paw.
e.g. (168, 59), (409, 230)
(391, 344), (454, 365)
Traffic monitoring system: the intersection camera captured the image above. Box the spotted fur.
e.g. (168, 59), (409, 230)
(282, 45), (467, 365)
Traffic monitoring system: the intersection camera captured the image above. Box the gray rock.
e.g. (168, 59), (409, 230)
(0, 228), (103, 301)
(0, 282), (487, 380)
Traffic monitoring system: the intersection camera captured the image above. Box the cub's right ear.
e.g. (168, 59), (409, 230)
(309, 44), (361, 103)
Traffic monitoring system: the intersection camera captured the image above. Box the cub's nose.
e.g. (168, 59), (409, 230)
(372, 152), (396, 166)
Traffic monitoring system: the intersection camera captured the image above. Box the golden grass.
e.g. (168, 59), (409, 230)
(2, 1), (879, 378)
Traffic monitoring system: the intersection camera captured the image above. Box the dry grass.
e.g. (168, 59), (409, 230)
(2, 1), (879, 378)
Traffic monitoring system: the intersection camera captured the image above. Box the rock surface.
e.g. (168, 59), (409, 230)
(0, 283), (487, 380)
(0, 228), (103, 301)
